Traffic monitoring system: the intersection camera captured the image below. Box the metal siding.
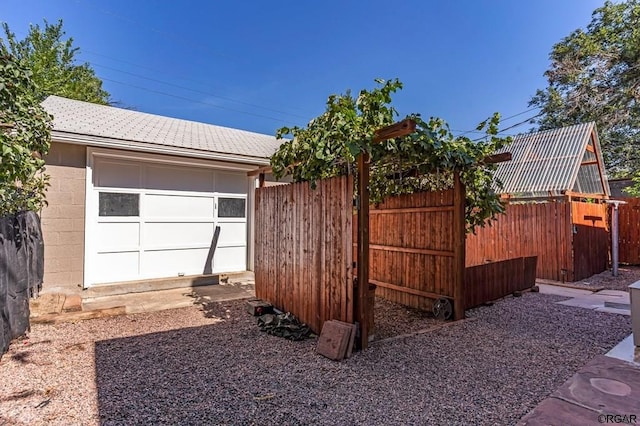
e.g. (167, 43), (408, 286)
(494, 122), (607, 197)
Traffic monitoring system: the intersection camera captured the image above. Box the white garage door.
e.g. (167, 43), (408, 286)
(87, 156), (248, 285)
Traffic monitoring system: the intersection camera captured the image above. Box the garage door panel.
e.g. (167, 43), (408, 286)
(146, 165), (213, 193)
(145, 194), (213, 218)
(95, 252), (139, 283)
(215, 172), (246, 194)
(217, 223), (247, 246)
(89, 155), (249, 286)
(96, 222), (140, 250)
(95, 160), (141, 189)
(145, 222), (214, 248)
(142, 248), (210, 277)
(213, 246), (246, 273)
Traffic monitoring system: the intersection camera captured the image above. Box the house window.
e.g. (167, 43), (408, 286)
(218, 198), (245, 218)
(99, 192), (139, 216)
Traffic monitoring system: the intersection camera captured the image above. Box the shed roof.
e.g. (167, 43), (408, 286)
(493, 122), (610, 199)
(42, 95), (283, 165)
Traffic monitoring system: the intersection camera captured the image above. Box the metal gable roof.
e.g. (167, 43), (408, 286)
(41, 96), (283, 163)
(493, 122), (609, 198)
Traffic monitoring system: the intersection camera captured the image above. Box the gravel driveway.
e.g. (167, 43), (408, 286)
(0, 291), (631, 426)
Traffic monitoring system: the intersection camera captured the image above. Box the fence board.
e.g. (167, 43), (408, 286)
(617, 198), (640, 265)
(464, 256), (537, 309)
(365, 183), (465, 316)
(254, 175), (353, 334)
(466, 201), (608, 282)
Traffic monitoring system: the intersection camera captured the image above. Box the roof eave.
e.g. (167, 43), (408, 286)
(50, 130), (272, 167)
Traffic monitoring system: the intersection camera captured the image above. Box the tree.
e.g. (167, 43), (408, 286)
(0, 53), (52, 215)
(271, 79), (511, 232)
(0, 19), (109, 104)
(529, 0), (640, 180)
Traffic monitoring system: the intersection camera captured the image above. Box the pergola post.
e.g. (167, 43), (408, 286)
(355, 119), (416, 350)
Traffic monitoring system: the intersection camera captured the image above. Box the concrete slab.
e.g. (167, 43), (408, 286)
(518, 395), (599, 426)
(556, 290), (631, 315)
(595, 306), (631, 316)
(520, 355), (640, 425)
(30, 293), (65, 316)
(31, 279), (255, 323)
(553, 355), (640, 414)
(606, 335), (640, 366)
(537, 284), (594, 297)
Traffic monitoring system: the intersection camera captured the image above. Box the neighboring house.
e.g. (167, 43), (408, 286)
(493, 122), (611, 200)
(41, 95), (283, 294)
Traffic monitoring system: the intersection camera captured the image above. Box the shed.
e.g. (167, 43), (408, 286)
(494, 122), (610, 201)
(467, 122), (612, 282)
(40, 95), (282, 294)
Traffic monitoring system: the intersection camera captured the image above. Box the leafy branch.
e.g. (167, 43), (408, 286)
(271, 79), (512, 232)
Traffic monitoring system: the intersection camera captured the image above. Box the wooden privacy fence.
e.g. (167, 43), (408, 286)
(359, 178), (466, 319)
(617, 197), (640, 265)
(466, 201), (608, 282)
(254, 175), (353, 334)
(464, 256), (537, 309)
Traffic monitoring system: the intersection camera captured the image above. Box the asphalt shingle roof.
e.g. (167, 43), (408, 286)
(42, 95), (283, 161)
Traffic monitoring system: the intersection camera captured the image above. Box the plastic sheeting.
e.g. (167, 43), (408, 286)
(0, 211), (44, 357)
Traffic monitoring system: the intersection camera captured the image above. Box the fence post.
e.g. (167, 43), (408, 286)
(606, 200), (627, 277)
(356, 152), (370, 350)
(453, 172), (466, 320)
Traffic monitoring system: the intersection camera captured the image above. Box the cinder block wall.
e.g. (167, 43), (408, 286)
(41, 142), (86, 294)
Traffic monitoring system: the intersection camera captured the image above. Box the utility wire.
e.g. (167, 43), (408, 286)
(84, 50), (315, 119)
(101, 77), (300, 125)
(93, 62), (312, 120)
(472, 112), (544, 141)
(454, 106), (542, 138)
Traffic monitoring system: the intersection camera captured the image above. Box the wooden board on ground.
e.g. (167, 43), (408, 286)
(316, 320), (353, 361)
(333, 320), (357, 358)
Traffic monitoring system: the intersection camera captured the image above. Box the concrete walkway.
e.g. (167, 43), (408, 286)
(537, 283), (631, 315)
(30, 279), (255, 324)
(519, 339), (640, 425)
(520, 283), (639, 425)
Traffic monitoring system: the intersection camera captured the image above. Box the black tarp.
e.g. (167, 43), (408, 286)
(0, 211), (44, 357)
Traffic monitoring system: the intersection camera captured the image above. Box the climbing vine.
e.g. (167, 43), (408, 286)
(271, 79), (512, 232)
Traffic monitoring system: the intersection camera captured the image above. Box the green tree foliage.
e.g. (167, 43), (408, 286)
(271, 79), (511, 232)
(0, 19), (110, 104)
(529, 0), (640, 180)
(0, 53), (52, 215)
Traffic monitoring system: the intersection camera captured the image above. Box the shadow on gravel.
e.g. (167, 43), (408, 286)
(93, 301), (308, 425)
(93, 295), (632, 425)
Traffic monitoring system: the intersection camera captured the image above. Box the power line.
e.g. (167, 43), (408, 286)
(101, 77), (301, 125)
(92, 62), (312, 120)
(453, 106), (542, 138)
(472, 112), (544, 142)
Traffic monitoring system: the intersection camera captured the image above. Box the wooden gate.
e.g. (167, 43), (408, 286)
(618, 198), (640, 265)
(571, 201), (609, 280)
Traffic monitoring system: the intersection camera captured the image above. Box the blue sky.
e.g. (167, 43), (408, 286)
(3, 0), (605, 137)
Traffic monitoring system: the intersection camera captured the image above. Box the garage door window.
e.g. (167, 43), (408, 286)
(99, 192), (139, 216)
(218, 198), (245, 218)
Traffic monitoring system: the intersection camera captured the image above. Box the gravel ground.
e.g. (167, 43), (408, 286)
(0, 292), (631, 426)
(557, 265), (640, 292)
